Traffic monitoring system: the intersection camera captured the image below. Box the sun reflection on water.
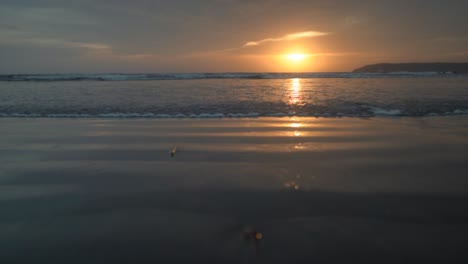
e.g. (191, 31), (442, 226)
(294, 143), (305, 149)
(284, 181), (300, 190)
(288, 78), (302, 105)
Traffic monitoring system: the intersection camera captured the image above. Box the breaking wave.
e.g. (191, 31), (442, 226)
(1, 108), (467, 118)
(1, 74), (467, 118)
(0, 72), (462, 81)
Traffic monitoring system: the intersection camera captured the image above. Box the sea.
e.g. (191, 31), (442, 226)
(2, 72), (468, 263)
(1, 72), (468, 118)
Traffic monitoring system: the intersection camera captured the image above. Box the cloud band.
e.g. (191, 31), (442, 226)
(243, 31), (329, 47)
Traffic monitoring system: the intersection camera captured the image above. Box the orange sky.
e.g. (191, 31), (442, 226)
(1, 0), (468, 73)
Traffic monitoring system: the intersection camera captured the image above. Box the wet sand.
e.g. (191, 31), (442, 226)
(1, 117), (468, 263)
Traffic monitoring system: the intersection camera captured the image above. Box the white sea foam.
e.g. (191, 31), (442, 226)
(0, 72), (454, 82)
(1, 110), (467, 118)
(452, 109), (468, 115)
(1, 76), (467, 118)
(370, 107), (403, 116)
(266, 112), (287, 117)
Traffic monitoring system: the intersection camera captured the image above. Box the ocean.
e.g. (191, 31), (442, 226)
(1, 73), (468, 263)
(1, 73), (468, 118)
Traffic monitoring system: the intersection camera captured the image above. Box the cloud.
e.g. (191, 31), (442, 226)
(0, 26), (111, 52)
(187, 30), (331, 57)
(344, 16), (363, 26)
(29, 38), (111, 51)
(243, 31), (329, 47)
(77, 43), (111, 50)
(1, 31), (155, 61)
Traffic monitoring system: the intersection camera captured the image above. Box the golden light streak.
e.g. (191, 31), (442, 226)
(288, 78), (302, 105)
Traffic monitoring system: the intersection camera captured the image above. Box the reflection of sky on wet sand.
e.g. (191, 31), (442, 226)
(2, 118), (468, 263)
(284, 173), (303, 190)
(2, 117), (468, 194)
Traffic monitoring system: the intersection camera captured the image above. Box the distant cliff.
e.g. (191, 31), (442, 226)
(353, 63), (468, 73)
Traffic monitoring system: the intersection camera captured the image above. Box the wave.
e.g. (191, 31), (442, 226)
(0, 72), (462, 81)
(1, 109), (467, 118)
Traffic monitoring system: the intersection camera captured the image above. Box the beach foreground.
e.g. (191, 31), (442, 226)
(1, 117), (468, 263)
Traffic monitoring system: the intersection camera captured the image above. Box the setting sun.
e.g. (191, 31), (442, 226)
(287, 53), (306, 62)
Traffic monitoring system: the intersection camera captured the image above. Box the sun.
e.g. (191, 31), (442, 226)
(287, 53), (306, 62)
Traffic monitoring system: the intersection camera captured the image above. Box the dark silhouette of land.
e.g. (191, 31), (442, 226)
(353, 63), (468, 73)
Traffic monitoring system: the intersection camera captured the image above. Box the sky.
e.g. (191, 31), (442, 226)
(1, 0), (468, 73)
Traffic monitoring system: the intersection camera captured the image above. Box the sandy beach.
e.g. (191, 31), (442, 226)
(1, 117), (468, 263)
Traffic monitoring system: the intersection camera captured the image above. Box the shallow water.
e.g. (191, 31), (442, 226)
(1, 117), (467, 263)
